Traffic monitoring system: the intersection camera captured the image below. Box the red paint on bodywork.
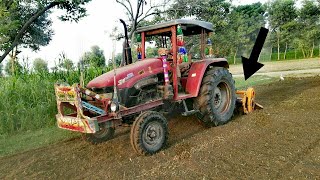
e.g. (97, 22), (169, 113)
(59, 123), (85, 132)
(87, 58), (163, 89)
(181, 77), (187, 88)
(185, 58), (228, 97)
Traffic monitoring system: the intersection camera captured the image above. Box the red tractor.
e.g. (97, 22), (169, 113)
(54, 19), (259, 155)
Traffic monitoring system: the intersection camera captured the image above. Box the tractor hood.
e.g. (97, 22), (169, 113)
(87, 58), (163, 89)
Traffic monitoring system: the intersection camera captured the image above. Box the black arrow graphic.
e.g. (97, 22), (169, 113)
(242, 27), (269, 80)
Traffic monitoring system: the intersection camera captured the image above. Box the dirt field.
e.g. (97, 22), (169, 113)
(1, 76), (320, 179)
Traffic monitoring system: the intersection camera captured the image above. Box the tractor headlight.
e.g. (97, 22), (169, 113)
(110, 102), (118, 112)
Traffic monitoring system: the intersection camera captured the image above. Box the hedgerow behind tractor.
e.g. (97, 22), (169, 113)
(54, 19), (261, 155)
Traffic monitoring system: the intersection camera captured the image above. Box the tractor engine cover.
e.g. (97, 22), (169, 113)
(87, 58), (164, 90)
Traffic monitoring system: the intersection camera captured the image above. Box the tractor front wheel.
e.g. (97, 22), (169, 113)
(194, 67), (236, 127)
(130, 111), (168, 155)
(83, 123), (115, 144)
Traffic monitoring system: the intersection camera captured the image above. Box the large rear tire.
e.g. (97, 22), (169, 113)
(194, 67), (236, 127)
(83, 123), (115, 144)
(130, 111), (168, 155)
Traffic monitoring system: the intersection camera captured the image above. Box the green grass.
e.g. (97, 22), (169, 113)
(0, 68), (108, 157)
(234, 75), (277, 89)
(227, 49), (320, 64)
(0, 127), (79, 157)
(0, 75), (57, 134)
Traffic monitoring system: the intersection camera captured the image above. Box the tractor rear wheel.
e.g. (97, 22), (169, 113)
(194, 67), (236, 127)
(83, 123), (115, 144)
(130, 111), (168, 155)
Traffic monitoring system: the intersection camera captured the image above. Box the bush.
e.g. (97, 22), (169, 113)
(0, 66), (111, 135)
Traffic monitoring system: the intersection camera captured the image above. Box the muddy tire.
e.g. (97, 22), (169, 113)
(194, 67), (236, 127)
(130, 111), (168, 155)
(83, 123), (115, 144)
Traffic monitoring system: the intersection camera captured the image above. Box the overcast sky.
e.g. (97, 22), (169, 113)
(18, 0), (269, 68)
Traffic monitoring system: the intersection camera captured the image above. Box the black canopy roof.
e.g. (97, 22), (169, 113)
(136, 19), (213, 36)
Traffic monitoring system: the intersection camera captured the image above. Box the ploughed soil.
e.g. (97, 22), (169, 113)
(1, 76), (320, 179)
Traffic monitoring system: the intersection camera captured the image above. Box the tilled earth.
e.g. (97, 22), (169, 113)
(1, 76), (320, 179)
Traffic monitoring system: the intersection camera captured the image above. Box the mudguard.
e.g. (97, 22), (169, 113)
(185, 58), (229, 97)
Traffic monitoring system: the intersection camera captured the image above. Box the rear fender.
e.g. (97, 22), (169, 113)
(185, 58), (229, 97)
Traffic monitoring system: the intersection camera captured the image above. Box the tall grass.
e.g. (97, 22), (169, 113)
(0, 67), (111, 135)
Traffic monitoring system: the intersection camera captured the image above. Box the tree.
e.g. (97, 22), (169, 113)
(280, 20), (300, 59)
(58, 52), (74, 72)
(114, 53), (123, 67)
(115, 0), (170, 41)
(168, 0), (232, 23)
(298, 0), (320, 58)
(227, 2), (266, 63)
(267, 0), (297, 60)
(168, 0), (233, 57)
(5, 59), (22, 76)
(146, 47), (158, 58)
(79, 45), (106, 68)
(33, 58), (48, 73)
(115, 0), (172, 66)
(0, 0), (92, 64)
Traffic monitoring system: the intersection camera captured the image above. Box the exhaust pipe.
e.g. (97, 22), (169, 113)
(120, 19), (132, 65)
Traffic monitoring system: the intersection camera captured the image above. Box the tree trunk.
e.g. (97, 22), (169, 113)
(233, 48), (238, 64)
(319, 44), (320, 57)
(270, 47), (272, 61)
(295, 49), (297, 59)
(8, 46), (18, 75)
(277, 32), (280, 61)
(0, 2), (61, 63)
(306, 47), (310, 58)
(310, 41), (314, 58)
(302, 48), (306, 58)
(10, 50), (15, 75)
(284, 42), (287, 60)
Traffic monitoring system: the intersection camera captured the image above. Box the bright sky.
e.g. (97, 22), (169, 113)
(17, 0), (269, 68)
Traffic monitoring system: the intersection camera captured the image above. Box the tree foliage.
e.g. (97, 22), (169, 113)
(57, 52), (74, 72)
(166, 0), (266, 59)
(226, 2), (266, 63)
(297, 0), (320, 57)
(79, 45), (106, 68)
(0, 63), (3, 76)
(5, 59), (22, 75)
(0, 0), (92, 63)
(267, 0), (297, 60)
(33, 58), (48, 73)
(0, 1), (53, 52)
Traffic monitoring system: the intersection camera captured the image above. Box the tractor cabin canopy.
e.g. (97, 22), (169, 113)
(136, 19), (214, 61)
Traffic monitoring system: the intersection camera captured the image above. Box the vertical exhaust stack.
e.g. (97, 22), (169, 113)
(120, 19), (133, 65)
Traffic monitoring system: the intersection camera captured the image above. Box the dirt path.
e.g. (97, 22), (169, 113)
(1, 77), (320, 179)
(229, 58), (320, 75)
(233, 68), (320, 78)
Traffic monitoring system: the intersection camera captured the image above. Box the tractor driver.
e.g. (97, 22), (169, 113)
(157, 48), (190, 79)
